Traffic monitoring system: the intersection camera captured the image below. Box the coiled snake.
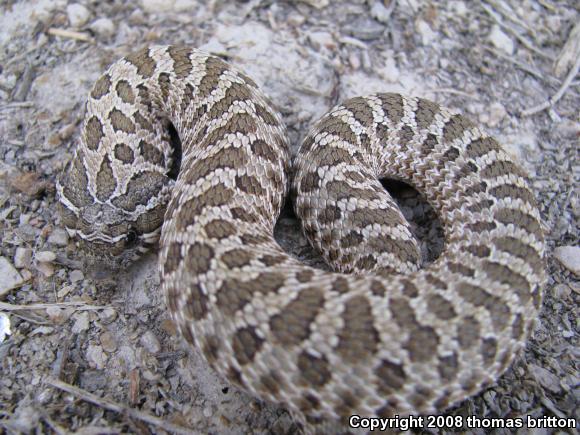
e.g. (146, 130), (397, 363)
(56, 46), (545, 431)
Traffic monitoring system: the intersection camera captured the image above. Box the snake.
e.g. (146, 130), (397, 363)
(56, 46), (546, 432)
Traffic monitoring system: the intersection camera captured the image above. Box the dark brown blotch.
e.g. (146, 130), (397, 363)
(232, 327), (264, 365)
(426, 294), (456, 320)
(270, 287), (324, 346)
(95, 155), (117, 201)
(112, 171), (167, 212)
(124, 47), (156, 78)
(115, 79), (135, 104)
(205, 219), (237, 239)
(457, 316), (480, 349)
(91, 73), (112, 99)
(85, 116), (104, 150)
(186, 242), (214, 275)
(405, 326), (439, 363)
(317, 116), (357, 145)
(250, 138), (278, 164)
(168, 46), (193, 78)
(438, 352), (458, 381)
(163, 241), (183, 275)
(465, 136), (501, 160)
(336, 295), (379, 363)
(415, 98), (440, 130)
(481, 337), (498, 366)
(342, 96), (375, 129)
(495, 208), (542, 238)
(442, 114), (475, 144)
(201, 334), (220, 362)
(377, 93), (404, 124)
(235, 174), (265, 196)
(109, 108), (135, 133)
(220, 248), (253, 268)
(297, 351), (331, 387)
(185, 284), (209, 320)
(375, 359), (406, 394)
(139, 140), (165, 166)
(114, 142), (134, 164)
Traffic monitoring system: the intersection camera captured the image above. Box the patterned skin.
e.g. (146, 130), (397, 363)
(57, 46), (545, 432)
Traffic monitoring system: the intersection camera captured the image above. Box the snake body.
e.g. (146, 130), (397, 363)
(57, 46), (546, 430)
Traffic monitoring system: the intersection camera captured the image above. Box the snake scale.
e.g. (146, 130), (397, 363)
(56, 46), (545, 431)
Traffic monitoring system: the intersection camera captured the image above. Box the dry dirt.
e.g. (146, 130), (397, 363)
(0, 0), (578, 434)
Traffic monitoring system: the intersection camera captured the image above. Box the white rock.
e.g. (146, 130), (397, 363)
(450, 1), (467, 16)
(382, 56), (400, 82)
(86, 344), (108, 369)
(140, 0), (175, 13)
(415, 19), (437, 46)
(299, 0), (329, 9)
(370, 0), (394, 23)
(72, 312), (90, 333)
(174, 0), (197, 11)
(48, 228), (69, 246)
(35, 251), (56, 263)
(529, 364), (561, 394)
(140, 331), (161, 354)
(481, 101), (507, 127)
(489, 25), (514, 55)
(66, 3), (90, 27)
(0, 313), (11, 344)
(0, 257), (25, 296)
(14, 247), (32, 269)
(308, 31), (335, 51)
(69, 269), (84, 283)
(554, 246), (580, 275)
(90, 17), (115, 38)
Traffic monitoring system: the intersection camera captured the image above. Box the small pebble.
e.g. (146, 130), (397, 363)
(99, 308), (118, 324)
(0, 257), (25, 296)
(90, 18), (115, 38)
(72, 312), (90, 333)
(35, 251), (56, 263)
(346, 19), (385, 41)
(86, 344), (108, 369)
(69, 269), (84, 283)
(553, 246), (580, 275)
(35, 262), (54, 277)
(140, 331), (161, 354)
(66, 3), (91, 28)
(140, 0), (176, 13)
(481, 101), (507, 127)
(48, 228), (69, 247)
(370, 0), (394, 23)
(307, 31), (335, 51)
(529, 364), (562, 394)
(100, 331), (118, 353)
(415, 19), (437, 45)
(14, 247), (32, 269)
(488, 25), (515, 55)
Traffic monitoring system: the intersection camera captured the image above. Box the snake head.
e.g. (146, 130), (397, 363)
(56, 198), (164, 273)
(55, 153), (170, 274)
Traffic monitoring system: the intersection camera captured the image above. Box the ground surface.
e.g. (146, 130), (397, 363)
(0, 0), (578, 434)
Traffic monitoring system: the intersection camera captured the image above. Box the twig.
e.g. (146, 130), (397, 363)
(481, 3), (553, 61)
(0, 102), (35, 109)
(483, 46), (560, 86)
(47, 28), (93, 43)
(483, 0), (534, 35)
(425, 88), (478, 100)
(521, 52), (580, 116)
(47, 379), (197, 435)
(0, 301), (109, 312)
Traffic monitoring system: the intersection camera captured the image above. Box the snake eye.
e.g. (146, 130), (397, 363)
(126, 230), (138, 248)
